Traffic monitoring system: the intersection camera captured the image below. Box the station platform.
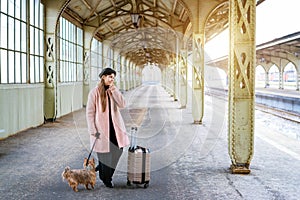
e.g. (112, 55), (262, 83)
(255, 86), (300, 99)
(0, 84), (300, 200)
(207, 86), (300, 118)
(255, 87), (300, 120)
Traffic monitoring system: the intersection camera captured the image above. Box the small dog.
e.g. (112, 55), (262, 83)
(62, 158), (96, 192)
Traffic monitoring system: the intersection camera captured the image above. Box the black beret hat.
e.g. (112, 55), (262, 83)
(99, 67), (116, 78)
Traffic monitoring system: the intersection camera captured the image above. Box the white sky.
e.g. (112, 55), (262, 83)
(205, 0), (300, 60)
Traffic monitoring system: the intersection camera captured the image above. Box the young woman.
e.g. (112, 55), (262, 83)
(86, 67), (129, 188)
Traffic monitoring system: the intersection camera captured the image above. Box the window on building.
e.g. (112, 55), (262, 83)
(91, 38), (103, 81)
(58, 17), (83, 82)
(0, 0), (44, 84)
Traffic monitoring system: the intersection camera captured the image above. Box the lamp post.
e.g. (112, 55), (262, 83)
(131, 13), (141, 28)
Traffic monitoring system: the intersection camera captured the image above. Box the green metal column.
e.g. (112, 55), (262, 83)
(44, 32), (56, 120)
(174, 38), (180, 101)
(162, 67), (166, 90)
(279, 59), (284, 89)
(171, 61), (177, 100)
(174, 62), (178, 101)
(297, 65), (300, 91)
(125, 59), (130, 91)
(192, 33), (204, 124)
(120, 56), (126, 91)
(129, 62), (133, 90)
(82, 26), (95, 106)
(44, 0), (69, 120)
(179, 49), (188, 108)
(136, 67), (142, 86)
(228, 0), (256, 174)
(265, 71), (269, 88)
(82, 49), (90, 106)
(133, 64), (136, 88)
(167, 65), (174, 96)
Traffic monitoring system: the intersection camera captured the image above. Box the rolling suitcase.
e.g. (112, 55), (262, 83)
(127, 127), (150, 188)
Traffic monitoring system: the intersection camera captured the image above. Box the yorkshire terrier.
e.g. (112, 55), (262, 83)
(62, 158), (96, 192)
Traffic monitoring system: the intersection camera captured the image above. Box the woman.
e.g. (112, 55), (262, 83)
(86, 67), (129, 188)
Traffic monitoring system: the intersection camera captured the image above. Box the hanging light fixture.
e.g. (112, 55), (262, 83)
(131, 13), (141, 28)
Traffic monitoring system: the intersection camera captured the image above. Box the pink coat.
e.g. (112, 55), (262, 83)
(86, 85), (129, 153)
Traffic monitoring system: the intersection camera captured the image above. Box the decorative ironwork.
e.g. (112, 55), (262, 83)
(46, 37), (54, 61)
(228, 0), (256, 174)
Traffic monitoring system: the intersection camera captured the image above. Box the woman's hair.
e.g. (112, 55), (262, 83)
(98, 76), (118, 112)
(98, 78), (107, 112)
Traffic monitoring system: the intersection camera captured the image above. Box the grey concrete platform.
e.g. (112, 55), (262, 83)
(255, 87), (300, 115)
(255, 87), (300, 99)
(0, 84), (300, 200)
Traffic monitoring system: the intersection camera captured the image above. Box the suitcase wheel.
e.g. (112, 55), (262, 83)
(127, 180), (132, 186)
(144, 183), (149, 188)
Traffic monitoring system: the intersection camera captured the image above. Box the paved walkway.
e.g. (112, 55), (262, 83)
(0, 84), (300, 200)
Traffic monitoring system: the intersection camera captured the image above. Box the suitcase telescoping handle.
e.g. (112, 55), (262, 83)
(130, 126), (138, 150)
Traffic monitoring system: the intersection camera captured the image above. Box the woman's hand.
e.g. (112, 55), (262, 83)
(92, 132), (100, 138)
(109, 84), (116, 92)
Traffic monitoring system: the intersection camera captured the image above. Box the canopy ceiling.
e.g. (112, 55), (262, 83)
(62, 0), (265, 67)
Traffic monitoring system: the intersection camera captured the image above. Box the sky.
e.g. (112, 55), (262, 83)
(205, 0), (300, 60)
(256, 0), (300, 44)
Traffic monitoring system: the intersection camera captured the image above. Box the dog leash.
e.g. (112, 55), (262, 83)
(86, 133), (99, 167)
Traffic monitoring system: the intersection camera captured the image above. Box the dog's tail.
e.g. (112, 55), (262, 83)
(64, 166), (71, 172)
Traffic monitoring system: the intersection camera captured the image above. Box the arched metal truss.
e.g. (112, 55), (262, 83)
(62, 0), (235, 67)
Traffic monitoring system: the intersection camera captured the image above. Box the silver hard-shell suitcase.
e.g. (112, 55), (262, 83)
(127, 127), (150, 188)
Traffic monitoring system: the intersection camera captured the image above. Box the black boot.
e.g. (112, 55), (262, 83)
(101, 164), (114, 188)
(96, 161), (104, 181)
(95, 162), (101, 172)
(103, 181), (114, 188)
(104, 167), (115, 188)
